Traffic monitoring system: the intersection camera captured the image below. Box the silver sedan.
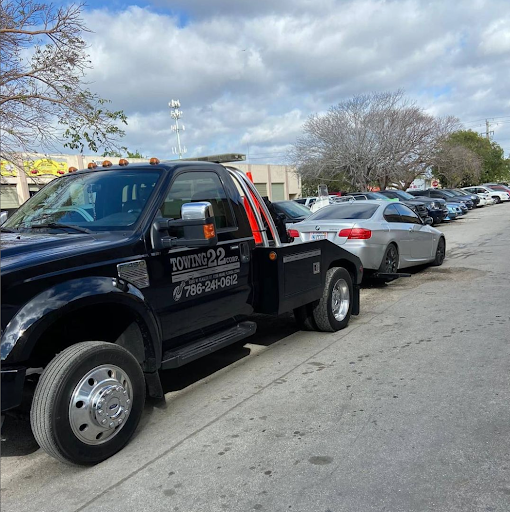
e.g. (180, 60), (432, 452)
(288, 200), (446, 273)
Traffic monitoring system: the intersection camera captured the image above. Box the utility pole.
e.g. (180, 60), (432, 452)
(169, 99), (187, 159)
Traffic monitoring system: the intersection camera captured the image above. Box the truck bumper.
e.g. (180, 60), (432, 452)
(1, 367), (26, 412)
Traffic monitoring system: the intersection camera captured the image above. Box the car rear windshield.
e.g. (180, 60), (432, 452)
(310, 204), (379, 220)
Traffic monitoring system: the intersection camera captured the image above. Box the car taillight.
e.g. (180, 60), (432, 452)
(288, 229), (300, 238)
(339, 228), (372, 239)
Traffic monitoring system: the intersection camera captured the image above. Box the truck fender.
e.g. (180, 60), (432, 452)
(1, 276), (162, 370)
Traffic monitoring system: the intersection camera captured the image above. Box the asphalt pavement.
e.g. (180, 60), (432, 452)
(2, 203), (509, 512)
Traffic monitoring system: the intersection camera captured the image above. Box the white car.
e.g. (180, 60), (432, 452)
(294, 195), (343, 211)
(476, 193), (495, 206)
(294, 197), (318, 208)
(462, 186), (510, 204)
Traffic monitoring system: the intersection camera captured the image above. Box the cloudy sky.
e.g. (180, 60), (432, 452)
(68, 0), (510, 162)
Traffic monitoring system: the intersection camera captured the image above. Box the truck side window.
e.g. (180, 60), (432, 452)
(161, 171), (236, 230)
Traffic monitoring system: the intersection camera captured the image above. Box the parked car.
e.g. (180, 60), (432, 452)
(339, 191), (397, 202)
(294, 196), (340, 210)
(467, 192), (492, 206)
(444, 203), (462, 220)
(482, 184), (510, 197)
(447, 188), (481, 207)
(294, 197), (318, 208)
(272, 200), (311, 226)
(378, 189), (446, 224)
(462, 186), (510, 204)
(288, 200), (445, 274)
(407, 189), (474, 209)
(481, 194), (496, 206)
(346, 190), (433, 222)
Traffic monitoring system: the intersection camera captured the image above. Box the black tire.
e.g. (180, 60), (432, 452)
(31, 341), (145, 465)
(378, 244), (399, 273)
(312, 267), (353, 332)
(493, 196), (502, 204)
(293, 302), (319, 331)
(432, 237), (446, 266)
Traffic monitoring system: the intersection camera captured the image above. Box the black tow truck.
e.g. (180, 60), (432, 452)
(1, 159), (363, 464)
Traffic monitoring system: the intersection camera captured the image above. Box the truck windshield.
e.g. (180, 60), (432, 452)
(4, 170), (162, 232)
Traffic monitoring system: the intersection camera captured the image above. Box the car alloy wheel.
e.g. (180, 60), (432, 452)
(382, 245), (398, 273)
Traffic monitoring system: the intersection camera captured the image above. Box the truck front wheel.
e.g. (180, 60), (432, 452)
(31, 341), (145, 465)
(312, 267), (353, 332)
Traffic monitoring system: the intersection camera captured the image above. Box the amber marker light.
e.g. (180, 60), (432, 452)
(149, 157), (160, 165)
(119, 159), (129, 166)
(87, 162), (97, 169)
(269, 251), (277, 261)
(102, 160), (113, 167)
(203, 224), (216, 239)
(68, 167), (78, 173)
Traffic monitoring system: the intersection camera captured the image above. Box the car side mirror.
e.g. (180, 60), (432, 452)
(151, 201), (218, 250)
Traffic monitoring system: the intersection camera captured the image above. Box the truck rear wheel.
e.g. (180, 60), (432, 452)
(31, 341), (145, 465)
(312, 267), (353, 332)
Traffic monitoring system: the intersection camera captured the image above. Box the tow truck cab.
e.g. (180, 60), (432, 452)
(1, 160), (362, 464)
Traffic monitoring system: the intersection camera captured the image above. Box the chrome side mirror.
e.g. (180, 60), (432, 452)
(151, 201), (218, 250)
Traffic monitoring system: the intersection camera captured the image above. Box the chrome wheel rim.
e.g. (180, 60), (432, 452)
(331, 278), (350, 321)
(69, 365), (133, 445)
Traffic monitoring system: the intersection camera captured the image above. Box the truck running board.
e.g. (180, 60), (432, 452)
(161, 321), (257, 369)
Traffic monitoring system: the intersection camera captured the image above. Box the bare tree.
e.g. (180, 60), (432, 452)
(0, 0), (126, 169)
(290, 91), (459, 190)
(432, 144), (482, 187)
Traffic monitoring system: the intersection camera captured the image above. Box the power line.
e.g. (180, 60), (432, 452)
(463, 115), (510, 127)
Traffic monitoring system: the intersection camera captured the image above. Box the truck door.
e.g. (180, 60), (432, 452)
(145, 169), (254, 344)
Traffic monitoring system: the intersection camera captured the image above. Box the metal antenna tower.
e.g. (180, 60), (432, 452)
(169, 99), (187, 159)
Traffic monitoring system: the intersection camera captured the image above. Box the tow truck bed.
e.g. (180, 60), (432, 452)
(252, 240), (362, 316)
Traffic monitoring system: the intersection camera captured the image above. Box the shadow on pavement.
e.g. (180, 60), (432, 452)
(1, 314), (300, 459)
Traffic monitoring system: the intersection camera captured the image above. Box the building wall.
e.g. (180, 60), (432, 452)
(231, 164), (300, 201)
(0, 153), (301, 211)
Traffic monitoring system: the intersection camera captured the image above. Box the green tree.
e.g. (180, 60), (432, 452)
(441, 130), (510, 184)
(126, 149), (145, 159)
(101, 148), (146, 158)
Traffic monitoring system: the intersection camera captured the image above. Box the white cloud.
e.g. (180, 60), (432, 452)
(73, 0), (510, 160)
(479, 18), (510, 56)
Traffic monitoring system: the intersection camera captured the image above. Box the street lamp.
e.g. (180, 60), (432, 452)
(169, 99), (187, 159)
